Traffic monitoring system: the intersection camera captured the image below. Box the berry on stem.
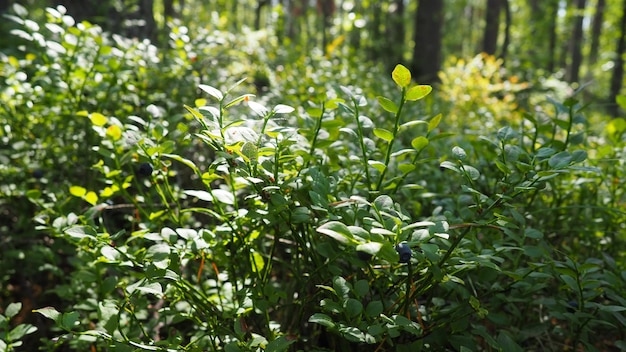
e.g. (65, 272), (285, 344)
(396, 242), (412, 263)
(137, 162), (153, 177)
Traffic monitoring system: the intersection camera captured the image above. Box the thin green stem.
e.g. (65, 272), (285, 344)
(351, 97), (372, 189)
(375, 89), (407, 191)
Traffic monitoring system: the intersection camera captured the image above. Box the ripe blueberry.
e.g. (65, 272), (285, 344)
(395, 242), (412, 263)
(356, 250), (373, 262)
(32, 169), (44, 179)
(137, 162), (153, 177)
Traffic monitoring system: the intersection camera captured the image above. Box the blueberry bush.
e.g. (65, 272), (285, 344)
(1, 3), (625, 352)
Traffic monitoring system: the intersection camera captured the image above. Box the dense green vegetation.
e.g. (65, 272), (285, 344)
(1, 1), (626, 351)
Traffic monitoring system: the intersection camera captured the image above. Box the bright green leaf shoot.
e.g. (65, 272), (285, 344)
(392, 64), (411, 88)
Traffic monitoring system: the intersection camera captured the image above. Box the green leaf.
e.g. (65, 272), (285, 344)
(368, 160), (386, 173)
(356, 242), (383, 256)
(377, 96), (398, 113)
(365, 301), (383, 318)
(224, 94), (254, 109)
(373, 128), (394, 142)
(265, 336), (296, 352)
(440, 160), (460, 173)
(33, 307), (61, 323)
(8, 324), (37, 341)
(69, 185), (86, 197)
(61, 311), (79, 331)
(496, 333), (524, 352)
(184, 190), (213, 202)
(250, 251), (265, 273)
(452, 146), (467, 160)
(536, 147), (556, 158)
(495, 160), (511, 174)
(64, 226), (97, 239)
(548, 151), (572, 169)
(461, 165), (480, 180)
(212, 189), (235, 205)
(127, 280), (163, 297)
(354, 280), (369, 298)
(405, 85), (432, 101)
(199, 84), (223, 101)
(497, 126), (518, 142)
(428, 113), (442, 133)
(570, 149), (587, 163)
(317, 221), (355, 244)
(184, 189), (235, 205)
(398, 164), (416, 174)
(248, 101), (268, 117)
(309, 313), (336, 328)
(5, 303), (22, 319)
(344, 298), (363, 318)
(373, 195), (394, 210)
(273, 104), (295, 114)
(377, 242), (400, 263)
(291, 206), (311, 224)
(598, 305), (626, 312)
(560, 274), (579, 292)
(240, 142), (258, 162)
(306, 107), (323, 118)
(616, 95), (626, 109)
(392, 64), (411, 88)
(162, 153), (198, 173)
(333, 276), (351, 298)
(411, 136), (429, 151)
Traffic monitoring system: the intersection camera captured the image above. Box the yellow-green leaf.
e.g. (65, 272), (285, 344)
(90, 112), (107, 126)
(368, 160), (386, 173)
(106, 125), (122, 141)
(377, 96), (398, 113)
(373, 128), (394, 142)
(70, 185), (86, 197)
(149, 210), (165, 220)
(392, 64), (411, 88)
(84, 191), (98, 206)
(100, 186), (117, 197)
(184, 104), (205, 121)
(250, 251), (265, 273)
(194, 98), (207, 107)
(405, 85), (432, 101)
(428, 113), (442, 133)
(411, 136), (429, 151)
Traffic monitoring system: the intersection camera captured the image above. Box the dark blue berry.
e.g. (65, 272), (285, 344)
(32, 169), (44, 179)
(396, 242), (412, 263)
(137, 162), (153, 177)
(356, 250), (373, 262)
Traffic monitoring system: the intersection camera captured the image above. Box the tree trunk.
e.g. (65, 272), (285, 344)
(368, 1), (383, 60)
(546, 0), (558, 72)
(500, 0), (511, 61)
(135, 0), (157, 41)
(412, 0), (445, 84)
(587, 0), (606, 66)
(254, 0), (269, 30)
(567, 0), (586, 82)
(609, 0), (626, 117)
(318, 0), (335, 51)
(384, 0), (405, 70)
(163, 0), (178, 19)
(482, 0), (501, 55)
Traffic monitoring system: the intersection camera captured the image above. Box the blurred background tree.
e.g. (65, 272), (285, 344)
(2, 0), (626, 110)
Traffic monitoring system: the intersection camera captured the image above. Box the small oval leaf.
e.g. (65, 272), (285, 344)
(199, 84), (223, 101)
(377, 96), (398, 113)
(373, 128), (394, 142)
(392, 64), (411, 88)
(405, 85), (432, 101)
